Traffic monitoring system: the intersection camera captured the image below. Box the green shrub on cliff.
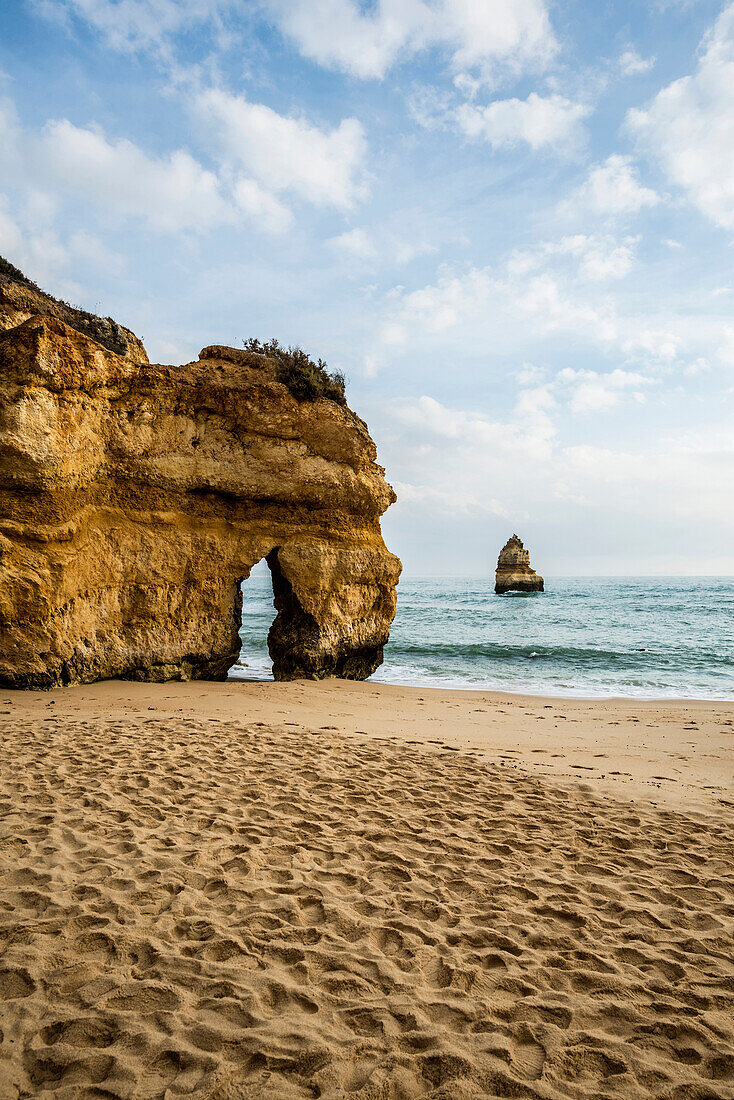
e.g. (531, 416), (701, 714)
(243, 337), (346, 405)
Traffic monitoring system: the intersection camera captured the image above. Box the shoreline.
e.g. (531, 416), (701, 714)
(239, 671), (734, 705)
(348, 675), (733, 704)
(232, 662), (734, 704)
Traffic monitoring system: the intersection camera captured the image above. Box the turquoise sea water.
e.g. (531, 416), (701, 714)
(229, 572), (734, 700)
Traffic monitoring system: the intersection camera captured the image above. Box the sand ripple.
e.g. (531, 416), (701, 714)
(1, 716), (733, 1099)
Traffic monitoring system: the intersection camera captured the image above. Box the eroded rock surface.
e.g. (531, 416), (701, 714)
(495, 534), (544, 594)
(0, 291), (400, 687)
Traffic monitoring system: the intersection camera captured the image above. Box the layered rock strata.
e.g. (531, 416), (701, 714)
(0, 298), (400, 687)
(495, 534), (544, 594)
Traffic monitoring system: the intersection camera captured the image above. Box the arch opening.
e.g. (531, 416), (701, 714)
(223, 546), (393, 683)
(228, 557), (277, 682)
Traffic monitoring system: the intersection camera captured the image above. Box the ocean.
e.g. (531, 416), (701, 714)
(229, 570), (734, 700)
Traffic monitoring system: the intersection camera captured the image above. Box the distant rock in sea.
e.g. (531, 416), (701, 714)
(495, 534), (544, 595)
(0, 257), (401, 688)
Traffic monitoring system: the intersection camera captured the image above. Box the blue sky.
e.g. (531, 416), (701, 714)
(1, 0), (733, 574)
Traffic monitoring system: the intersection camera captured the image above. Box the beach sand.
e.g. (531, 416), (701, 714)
(1, 680), (732, 1099)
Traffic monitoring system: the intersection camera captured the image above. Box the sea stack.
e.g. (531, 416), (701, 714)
(495, 534), (544, 594)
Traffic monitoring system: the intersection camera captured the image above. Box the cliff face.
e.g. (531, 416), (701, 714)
(0, 298), (401, 687)
(495, 534), (544, 594)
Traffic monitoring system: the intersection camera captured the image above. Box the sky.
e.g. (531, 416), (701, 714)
(1, 0), (733, 575)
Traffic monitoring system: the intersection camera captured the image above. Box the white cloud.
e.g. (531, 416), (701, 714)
(576, 240), (636, 281)
(360, 230), (734, 385)
(619, 49), (656, 76)
(0, 96), (234, 234)
(622, 329), (682, 365)
(43, 119), (233, 232)
(559, 434), (734, 527)
(516, 363), (545, 385)
(406, 83), (455, 130)
(35, 0), (234, 53)
(441, 0), (556, 72)
(0, 89), (364, 237)
(456, 92), (589, 151)
(362, 254), (625, 376)
(232, 178), (294, 233)
(0, 199), (59, 284)
(67, 229), (125, 274)
(392, 266), (495, 334)
(404, 356), (652, 422)
(196, 88), (367, 210)
(509, 234), (638, 282)
(390, 480), (510, 515)
(388, 260), (619, 342)
(328, 227), (377, 259)
(266, 0), (556, 80)
(0, 199), (25, 262)
(627, 3), (734, 230)
(389, 387), (557, 503)
(0, 190), (122, 292)
(510, 272), (615, 335)
(556, 367), (652, 413)
(567, 154), (660, 217)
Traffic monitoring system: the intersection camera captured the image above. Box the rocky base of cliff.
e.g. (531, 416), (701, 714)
(495, 574), (545, 595)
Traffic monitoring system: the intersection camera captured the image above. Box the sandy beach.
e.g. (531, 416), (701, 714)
(1, 680), (733, 1099)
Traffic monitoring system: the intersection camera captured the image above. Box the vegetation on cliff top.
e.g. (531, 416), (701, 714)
(243, 337), (346, 405)
(1, 258), (345, 400)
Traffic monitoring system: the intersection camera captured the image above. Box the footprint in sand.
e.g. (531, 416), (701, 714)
(0, 967), (35, 998)
(41, 1018), (116, 1049)
(103, 982), (180, 1013)
(510, 1028), (547, 1080)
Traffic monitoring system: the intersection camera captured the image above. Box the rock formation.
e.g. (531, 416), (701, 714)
(0, 264), (401, 688)
(1, 256), (148, 365)
(495, 534), (544, 594)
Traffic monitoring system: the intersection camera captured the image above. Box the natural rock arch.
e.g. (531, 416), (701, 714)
(0, 305), (401, 688)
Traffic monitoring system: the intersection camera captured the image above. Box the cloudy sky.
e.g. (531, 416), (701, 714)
(2, 0), (733, 574)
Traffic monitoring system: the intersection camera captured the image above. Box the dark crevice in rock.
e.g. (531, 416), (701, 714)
(267, 548), (322, 680)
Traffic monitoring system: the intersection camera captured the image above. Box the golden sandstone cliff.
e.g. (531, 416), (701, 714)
(0, 262), (401, 688)
(495, 534), (544, 595)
